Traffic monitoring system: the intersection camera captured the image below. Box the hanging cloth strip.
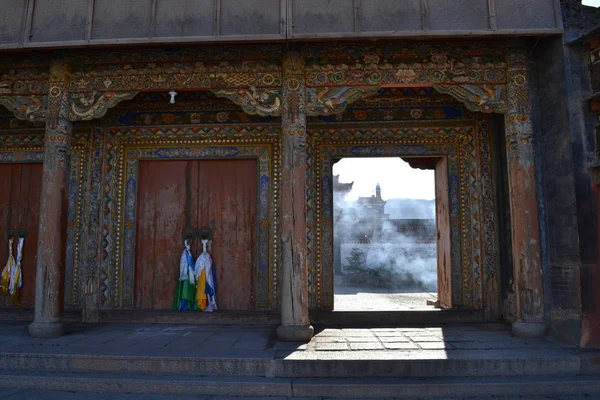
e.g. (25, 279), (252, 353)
(10, 237), (23, 306)
(1, 238), (15, 295)
(195, 239), (217, 312)
(172, 239), (197, 311)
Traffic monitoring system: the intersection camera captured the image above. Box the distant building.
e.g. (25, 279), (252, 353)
(333, 181), (436, 290)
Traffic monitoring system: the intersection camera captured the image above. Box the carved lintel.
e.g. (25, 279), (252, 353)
(0, 95), (48, 122)
(212, 87), (282, 117)
(306, 87), (379, 116)
(433, 84), (508, 114)
(67, 91), (139, 121)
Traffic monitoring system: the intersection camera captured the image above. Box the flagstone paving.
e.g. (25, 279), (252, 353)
(0, 321), (574, 360)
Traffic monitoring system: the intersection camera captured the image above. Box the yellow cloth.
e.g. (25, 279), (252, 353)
(196, 269), (208, 311)
(1, 238), (14, 295)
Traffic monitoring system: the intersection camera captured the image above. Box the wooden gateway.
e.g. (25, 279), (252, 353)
(0, 0), (592, 346)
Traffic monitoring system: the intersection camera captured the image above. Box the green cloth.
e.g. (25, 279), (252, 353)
(172, 279), (198, 311)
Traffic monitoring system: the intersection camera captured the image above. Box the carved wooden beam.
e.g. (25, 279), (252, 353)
(67, 91), (139, 121)
(212, 87), (282, 117)
(213, 86), (380, 117)
(433, 84), (509, 114)
(306, 87), (379, 116)
(0, 95), (48, 122)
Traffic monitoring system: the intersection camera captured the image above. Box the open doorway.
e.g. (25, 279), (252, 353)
(332, 157), (440, 311)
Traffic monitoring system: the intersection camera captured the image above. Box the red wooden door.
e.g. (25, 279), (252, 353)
(435, 158), (452, 309)
(0, 163), (42, 307)
(134, 159), (257, 310)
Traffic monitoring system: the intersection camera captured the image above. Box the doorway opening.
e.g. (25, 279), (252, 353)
(332, 157), (441, 311)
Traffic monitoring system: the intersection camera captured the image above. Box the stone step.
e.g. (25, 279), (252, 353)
(0, 371), (599, 398)
(0, 348), (582, 378)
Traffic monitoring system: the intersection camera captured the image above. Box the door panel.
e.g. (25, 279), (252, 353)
(435, 158), (452, 309)
(197, 159), (257, 310)
(135, 160), (188, 309)
(0, 163), (42, 307)
(134, 158), (258, 310)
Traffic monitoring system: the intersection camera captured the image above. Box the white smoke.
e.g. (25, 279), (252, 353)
(334, 183), (437, 293)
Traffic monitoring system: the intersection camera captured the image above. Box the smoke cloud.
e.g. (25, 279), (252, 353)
(334, 178), (437, 294)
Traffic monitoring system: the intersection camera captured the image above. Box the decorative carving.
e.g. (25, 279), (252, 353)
(282, 51), (306, 136)
(433, 84), (508, 114)
(307, 124), (496, 311)
(68, 91), (139, 121)
(213, 86), (380, 117)
(306, 87), (379, 116)
(97, 127), (280, 309)
(0, 95), (47, 122)
(212, 87), (282, 116)
(303, 43), (507, 87)
(503, 46), (544, 327)
(505, 50), (534, 141)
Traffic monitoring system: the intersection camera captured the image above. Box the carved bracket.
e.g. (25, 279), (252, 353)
(213, 85), (380, 118)
(306, 87), (379, 116)
(67, 91), (139, 121)
(0, 95), (48, 122)
(433, 84), (509, 114)
(212, 87), (282, 117)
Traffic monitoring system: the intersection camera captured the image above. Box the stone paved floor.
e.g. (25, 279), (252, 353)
(333, 291), (438, 311)
(0, 322), (572, 359)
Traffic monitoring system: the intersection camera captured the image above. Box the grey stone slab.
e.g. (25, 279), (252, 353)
(340, 329), (376, 336)
(291, 376), (600, 398)
(311, 337), (347, 343)
(272, 342), (306, 351)
(314, 343), (350, 351)
(374, 331), (408, 337)
(345, 336), (381, 343)
(383, 342), (419, 350)
(417, 342), (456, 350)
(349, 342), (384, 350)
(313, 329), (343, 337)
(232, 340), (268, 350)
(407, 336), (444, 342)
(377, 336), (411, 343)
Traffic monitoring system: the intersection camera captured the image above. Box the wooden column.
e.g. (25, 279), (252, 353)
(504, 50), (545, 338)
(276, 50), (314, 342)
(29, 58), (73, 338)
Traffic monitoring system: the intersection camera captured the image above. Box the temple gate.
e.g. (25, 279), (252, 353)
(0, 40), (546, 341)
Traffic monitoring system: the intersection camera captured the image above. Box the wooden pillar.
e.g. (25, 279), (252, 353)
(276, 50), (314, 342)
(29, 58), (73, 338)
(504, 50), (545, 338)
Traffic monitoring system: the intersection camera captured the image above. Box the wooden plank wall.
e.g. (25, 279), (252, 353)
(135, 159), (258, 310)
(0, 163), (42, 307)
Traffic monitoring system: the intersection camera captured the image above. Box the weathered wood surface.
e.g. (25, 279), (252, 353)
(135, 159), (257, 311)
(503, 50), (544, 337)
(435, 157), (452, 309)
(0, 163), (42, 307)
(0, 0), (561, 50)
(29, 58), (73, 338)
(277, 50), (313, 341)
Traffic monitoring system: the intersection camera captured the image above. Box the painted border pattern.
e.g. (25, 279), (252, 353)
(98, 126), (281, 310)
(0, 136), (85, 307)
(307, 122), (496, 311)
